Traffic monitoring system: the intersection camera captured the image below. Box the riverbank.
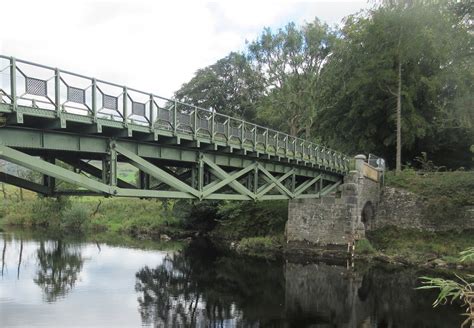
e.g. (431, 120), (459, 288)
(0, 170), (473, 270)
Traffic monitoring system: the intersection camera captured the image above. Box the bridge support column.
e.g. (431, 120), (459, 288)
(286, 155), (382, 247)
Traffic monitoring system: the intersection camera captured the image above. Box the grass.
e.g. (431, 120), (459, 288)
(385, 170), (474, 224)
(355, 238), (376, 255)
(385, 170), (474, 206)
(0, 193), (184, 239)
(367, 226), (474, 264)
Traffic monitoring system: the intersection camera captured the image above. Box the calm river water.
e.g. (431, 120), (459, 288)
(0, 230), (463, 327)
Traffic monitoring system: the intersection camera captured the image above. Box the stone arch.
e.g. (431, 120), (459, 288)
(361, 201), (375, 230)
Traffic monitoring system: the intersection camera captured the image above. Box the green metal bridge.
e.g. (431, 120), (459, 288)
(0, 56), (350, 201)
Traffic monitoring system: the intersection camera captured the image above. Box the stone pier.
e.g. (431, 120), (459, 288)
(286, 155), (382, 246)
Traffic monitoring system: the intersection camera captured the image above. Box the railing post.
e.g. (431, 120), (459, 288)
(193, 107), (198, 139)
(91, 78), (97, 122)
(253, 125), (257, 151)
(149, 94), (154, 130)
(240, 121), (244, 146)
(173, 100), (177, 134)
(265, 129), (268, 151)
(123, 86), (128, 126)
(10, 57), (16, 111)
(226, 119), (230, 144)
(54, 68), (61, 117)
(211, 112), (215, 142)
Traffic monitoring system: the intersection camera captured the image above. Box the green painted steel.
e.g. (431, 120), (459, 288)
(0, 55), (350, 200)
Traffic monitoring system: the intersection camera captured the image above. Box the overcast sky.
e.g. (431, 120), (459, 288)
(0, 0), (370, 98)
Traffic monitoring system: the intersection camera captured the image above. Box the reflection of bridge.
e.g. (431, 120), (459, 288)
(0, 56), (349, 200)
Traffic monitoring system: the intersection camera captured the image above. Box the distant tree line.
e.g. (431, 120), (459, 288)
(175, 0), (473, 170)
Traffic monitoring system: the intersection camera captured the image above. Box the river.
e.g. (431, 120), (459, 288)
(0, 230), (463, 327)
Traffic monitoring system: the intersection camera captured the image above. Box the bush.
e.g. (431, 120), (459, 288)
(214, 201), (288, 240)
(355, 238), (376, 254)
(61, 202), (90, 231)
(30, 197), (70, 227)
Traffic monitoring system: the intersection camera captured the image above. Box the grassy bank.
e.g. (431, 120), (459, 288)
(0, 194), (185, 239)
(385, 170), (474, 221)
(1, 169), (472, 264)
(361, 227), (474, 268)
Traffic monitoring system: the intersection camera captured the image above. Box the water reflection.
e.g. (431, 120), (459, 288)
(135, 239), (285, 327)
(0, 231), (464, 328)
(34, 240), (84, 302)
(135, 239), (462, 328)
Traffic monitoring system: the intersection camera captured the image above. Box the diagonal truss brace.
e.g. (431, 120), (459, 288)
(0, 171), (50, 195)
(202, 162), (257, 198)
(0, 145), (112, 194)
(294, 175), (322, 197)
(201, 155), (255, 200)
(113, 142), (200, 198)
(257, 164), (294, 198)
(256, 169), (294, 198)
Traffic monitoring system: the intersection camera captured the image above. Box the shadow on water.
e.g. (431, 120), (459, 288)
(0, 230), (464, 327)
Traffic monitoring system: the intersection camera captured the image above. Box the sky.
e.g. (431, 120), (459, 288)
(0, 0), (370, 98)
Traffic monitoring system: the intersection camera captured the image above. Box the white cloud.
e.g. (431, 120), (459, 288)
(0, 0), (369, 98)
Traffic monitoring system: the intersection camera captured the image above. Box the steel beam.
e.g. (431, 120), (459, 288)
(0, 172), (50, 195)
(113, 142), (200, 197)
(0, 145), (112, 194)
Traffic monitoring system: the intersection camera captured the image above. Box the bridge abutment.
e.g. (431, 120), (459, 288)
(286, 155), (382, 246)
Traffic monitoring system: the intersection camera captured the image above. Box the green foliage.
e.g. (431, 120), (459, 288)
(418, 248), (474, 327)
(248, 19), (336, 137)
(355, 238), (376, 255)
(61, 202), (90, 231)
(1, 197), (183, 238)
(175, 52), (263, 120)
(367, 226), (474, 262)
(460, 247), (474, 263)
(386, 170), (474, 222)
(214, 201), (288, 240)
(30, 197), (70, 227)
(316, 2), (473, 168)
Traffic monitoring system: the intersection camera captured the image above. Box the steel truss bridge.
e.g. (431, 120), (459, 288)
(0, 56), (350, 201)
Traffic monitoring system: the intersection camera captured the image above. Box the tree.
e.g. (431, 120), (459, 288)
(175, 52), (263, 120)
(247, 20), (336, 138)
(317, 1), (473, 169)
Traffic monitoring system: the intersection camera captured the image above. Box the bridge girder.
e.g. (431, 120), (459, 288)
(0, 135), (342, 201)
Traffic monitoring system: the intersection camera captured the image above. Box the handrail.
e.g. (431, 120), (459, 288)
(0, 55), (350, 172)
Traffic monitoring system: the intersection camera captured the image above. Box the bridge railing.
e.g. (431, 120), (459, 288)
(0, 55), (350, 172)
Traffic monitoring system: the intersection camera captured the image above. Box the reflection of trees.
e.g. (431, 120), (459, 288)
(34, 240), (84, 302)
(135, 239), (285, 327)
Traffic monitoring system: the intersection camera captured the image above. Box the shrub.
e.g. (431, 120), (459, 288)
(214, 201), (288, 240)
(61, 202), (90, 231)
(355, 238), (376, 254)
(30, 197), (70, 227)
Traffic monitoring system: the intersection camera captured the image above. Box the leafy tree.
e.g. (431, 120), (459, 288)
(247, 19), (336, 138)
(317, 1), (473, 169)
(175, 52), (263, 120)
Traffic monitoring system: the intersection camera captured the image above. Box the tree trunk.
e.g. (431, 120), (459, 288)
(395, 60), (402, 174)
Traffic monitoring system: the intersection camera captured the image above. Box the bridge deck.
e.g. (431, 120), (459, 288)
(0, 56), (349, 200)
